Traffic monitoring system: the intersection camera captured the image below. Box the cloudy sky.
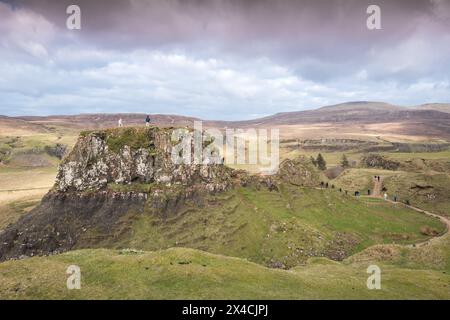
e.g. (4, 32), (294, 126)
(0, 0), (449, 119)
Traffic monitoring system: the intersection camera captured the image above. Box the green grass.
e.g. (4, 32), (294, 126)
(333, 168), (395, 193)
(384, 151), (450, 161)
(0, 247), (448, 299)
(331, 166), (450, 218)
(382, 172), (450, 218)
(0, 198), (41, 230)
(347, 228), (450, 273)
(281, 149), (359, 167)
(93, 185), (445, 269)
(80, 127), (164, 154)
(0, 131), (78, 167)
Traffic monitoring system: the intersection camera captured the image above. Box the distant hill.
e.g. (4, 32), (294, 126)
(317, 101), (404, 112)
(17, 113), (202, 130)
(415, 103), (450, 114)
(3, 101), (450, 139)
(0, 115), (50, 135)
(237, 101), (450, 128)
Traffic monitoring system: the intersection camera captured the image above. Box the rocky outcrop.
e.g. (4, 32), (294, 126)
(0, 127), (319, 261)
(56, 127), (234, 193)
(276, 157), (320, 187)
(360, 154), (400, 170)
(0, 127), (242, 261)
(44, 143), (68, 160)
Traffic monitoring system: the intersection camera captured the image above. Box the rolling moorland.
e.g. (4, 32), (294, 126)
(0, 101), (449, 299)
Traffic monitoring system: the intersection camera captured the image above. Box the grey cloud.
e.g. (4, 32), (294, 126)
(0, 0), (449, 117)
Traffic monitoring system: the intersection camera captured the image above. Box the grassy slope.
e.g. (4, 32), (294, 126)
(383, 172), (450, 218)
(348, 232), (450, 273)
(333, 167), (450, 219)
(0, 247), (448, 299)
(0, 132), (77, 167)
(87, 185), (445, 268)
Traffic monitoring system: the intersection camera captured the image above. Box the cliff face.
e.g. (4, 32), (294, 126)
(0, 191), (148, 260)
(56, 127), (233, 193)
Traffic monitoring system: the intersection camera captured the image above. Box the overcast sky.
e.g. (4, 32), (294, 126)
(0, 0), (449, 119)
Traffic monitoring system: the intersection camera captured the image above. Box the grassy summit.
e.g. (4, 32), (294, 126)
(80, 127), (168, 154)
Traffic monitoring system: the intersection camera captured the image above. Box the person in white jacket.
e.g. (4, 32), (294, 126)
(118, 118), (123, 127)
(384, 193), (388, 200)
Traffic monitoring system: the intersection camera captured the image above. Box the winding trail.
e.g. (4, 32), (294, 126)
(370, 176), (450, 248)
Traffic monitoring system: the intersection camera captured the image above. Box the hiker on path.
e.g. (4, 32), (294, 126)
(118, 118), (123, 127)
(145, 115), (151, 127)
(384, 192), (388, 200)
(393, 195), (397, 202)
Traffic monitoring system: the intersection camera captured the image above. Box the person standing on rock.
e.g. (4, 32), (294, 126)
(145, 115), (151, 127)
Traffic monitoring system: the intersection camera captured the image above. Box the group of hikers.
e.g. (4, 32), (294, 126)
(117, 115), (151, 127)
(320, 176), (402, 204)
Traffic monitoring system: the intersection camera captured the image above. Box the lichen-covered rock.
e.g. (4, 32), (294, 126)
(276, 157), (320, 187)
(56, 127), (234, 192)
(360, 154), (400, 170)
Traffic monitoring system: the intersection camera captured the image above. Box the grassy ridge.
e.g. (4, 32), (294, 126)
(0, 247), (448, 299)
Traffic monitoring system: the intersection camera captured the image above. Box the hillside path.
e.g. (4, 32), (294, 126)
(372, 176), (383, 197)
(371, 177), (450, 248)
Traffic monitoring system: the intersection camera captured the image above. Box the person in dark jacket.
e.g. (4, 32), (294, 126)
(145, 115), (151, 126)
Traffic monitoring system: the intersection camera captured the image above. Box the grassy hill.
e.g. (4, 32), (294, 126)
(75, 185), (445, 269)
(0, 247), (448, 300)
(333, 166), (450, 219)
